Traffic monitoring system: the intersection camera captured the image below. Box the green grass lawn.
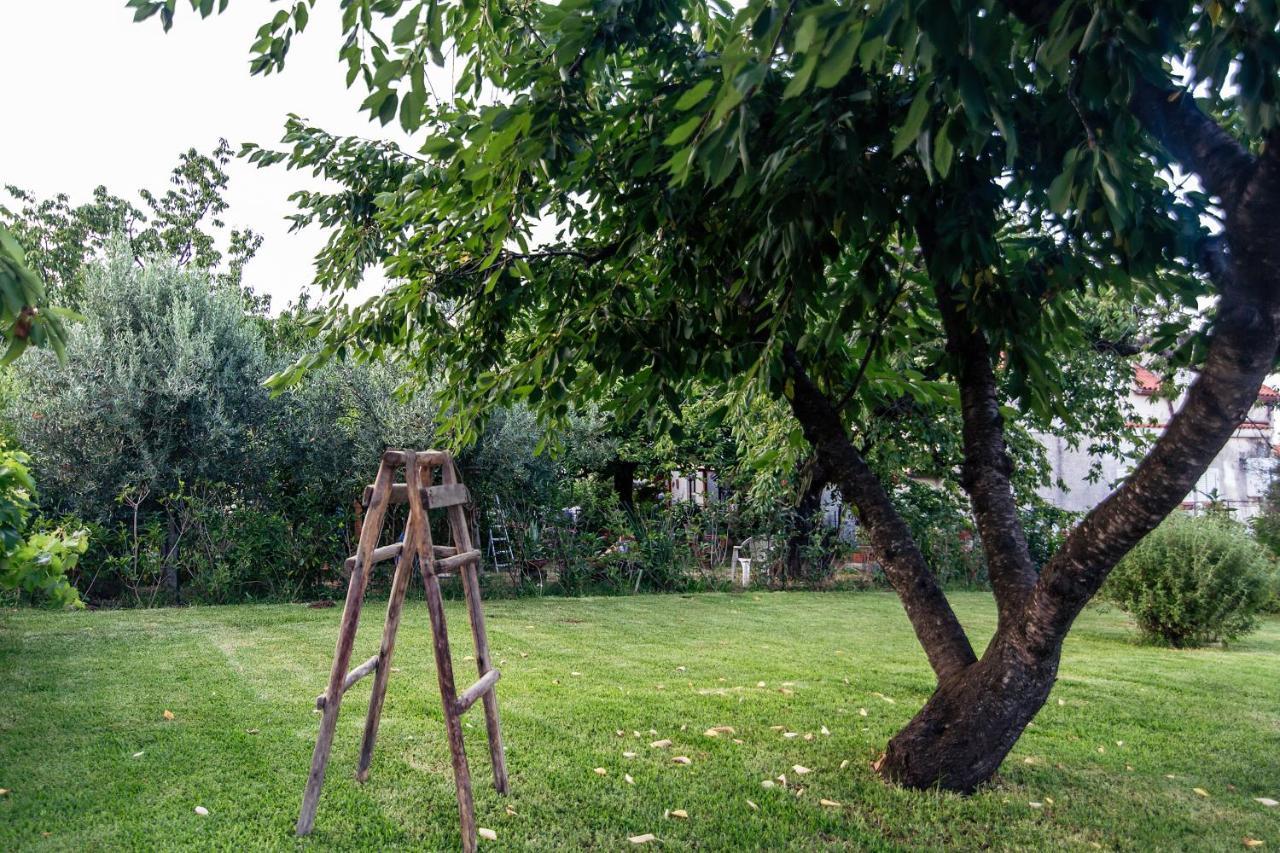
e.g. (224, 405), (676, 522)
(1, 591), (1277, 850)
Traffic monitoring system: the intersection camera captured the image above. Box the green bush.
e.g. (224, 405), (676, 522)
(1104, 514), (1271, 648)
(0, 448), (86, 607)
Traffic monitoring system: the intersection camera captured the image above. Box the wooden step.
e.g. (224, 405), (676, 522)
(316, 654), (380, 709)
(344, 542), (404, 572)
(434, 549), (481, 573)
(361, 482), (472, 509)
(425, 483), (470, 508)
(454, 669), (501, 716)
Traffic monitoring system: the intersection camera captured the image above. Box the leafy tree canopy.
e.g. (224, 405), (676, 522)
(1, 140), (264, 311)
(128, 0), (1280, 792)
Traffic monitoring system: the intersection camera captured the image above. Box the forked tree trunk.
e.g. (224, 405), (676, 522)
(876, 631), (1058, 791)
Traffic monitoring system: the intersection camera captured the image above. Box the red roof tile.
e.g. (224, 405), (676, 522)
(1133, 365), (1162, 394)
(1133, 365), (1280, 405)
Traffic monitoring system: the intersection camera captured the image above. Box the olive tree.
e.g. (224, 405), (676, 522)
(132, 0), (1280, 791)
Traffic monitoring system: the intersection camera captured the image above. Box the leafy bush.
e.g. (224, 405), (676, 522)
(0, 447), (86, 607)
(1104, 514), (1271, 648)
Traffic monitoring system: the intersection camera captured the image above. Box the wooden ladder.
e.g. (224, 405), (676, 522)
(296, 449), (509, 851)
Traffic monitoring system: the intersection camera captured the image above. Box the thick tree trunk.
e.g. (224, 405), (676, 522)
(877, 630), (1058, 791)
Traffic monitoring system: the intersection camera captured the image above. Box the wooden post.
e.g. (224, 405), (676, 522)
(297, 453), (398, 836)
(409, 457), (479, 853)
(355, 517), (417, 781)
(442, 455), (510, 794)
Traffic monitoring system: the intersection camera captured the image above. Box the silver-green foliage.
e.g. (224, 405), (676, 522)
(1105, 514), (1273, 648)
(9, 245), (268, 520)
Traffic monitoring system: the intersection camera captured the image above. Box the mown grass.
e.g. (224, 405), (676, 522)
(0, 591), (1277, 850)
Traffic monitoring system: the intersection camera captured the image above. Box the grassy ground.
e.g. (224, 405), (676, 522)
(0, 591), (1277, 851)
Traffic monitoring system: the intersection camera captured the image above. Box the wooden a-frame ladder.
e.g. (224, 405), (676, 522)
(297, 449), (508, 851)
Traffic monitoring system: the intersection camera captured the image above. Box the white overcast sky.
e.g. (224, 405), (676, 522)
(0, 1), (442, 311)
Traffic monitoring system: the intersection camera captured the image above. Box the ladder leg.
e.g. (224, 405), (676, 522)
(444, 459), (509, 794)
(460, 560), (509, 794)
(356, 520), (416, 782)
(409, 458), (478, 853)
(297, 457), (397, 836)
(423, 568), (477, 853)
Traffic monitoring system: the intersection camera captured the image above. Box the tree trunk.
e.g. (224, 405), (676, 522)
(876, 630), (1058, 791)
(163, 511), (182, 605)
(611, 460), (638, 510)
(782, 458), (828, 585)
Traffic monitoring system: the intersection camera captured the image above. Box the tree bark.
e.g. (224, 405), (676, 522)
(163, 511), (181, 605)
(611, 459), (638, 510)
(781, 457), (829, 585)
(877, 629), (1058, 792)
(784, 347), (977, 683)
(922, 221), (1038, 630)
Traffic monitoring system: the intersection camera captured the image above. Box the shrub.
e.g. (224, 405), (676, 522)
(0, 447), (86, 607)
(1104, 513), (1271, 648)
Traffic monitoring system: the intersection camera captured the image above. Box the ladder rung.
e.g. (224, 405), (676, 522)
(434, 549), (482, 573)
(344, 542), (404, 571)
(425, 483), (470, 509)
(315, 654), (380, 709)
(360, 482), (472, 509)
(453, 668), (501, 716)
(362, 483), (429, 506)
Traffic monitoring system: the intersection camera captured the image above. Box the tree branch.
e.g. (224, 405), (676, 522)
(783, 346), (977, 682)
(931, 280), (1039, 626)
(1024, 142), (1280, 654)
(1130, 80), (1256, 206)
(1002, 0), (1255, 205)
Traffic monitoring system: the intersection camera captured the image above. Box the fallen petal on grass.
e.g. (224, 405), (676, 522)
(478, 828), (497, 841)
(820, 799), (841, 808)
(628, 834), (656, 844)
(669, 809), (688, 819)
(746, 799), (758, 811)
(650, 739), (672, 748)
(594, 767), (608, 776)
(163, 710), (175, 721)
(792, 765), (811, 775)
(1194, 788), (1211, 798)
(194, 806), (209, 816)
(1255, 798), (1278, 807)
(672, 756), (692, 765)
(624, 774), (634, 785)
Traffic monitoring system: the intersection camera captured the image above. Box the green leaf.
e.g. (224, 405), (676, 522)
(892, 83), (932, 158)
(391, 2), (422, 44)
(674, 79), (715, 111)
(377, 91), (399, 125)
(665, 114), (703, 146)
(933, 119), (954, 178)
(815, 24), (863, 90)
